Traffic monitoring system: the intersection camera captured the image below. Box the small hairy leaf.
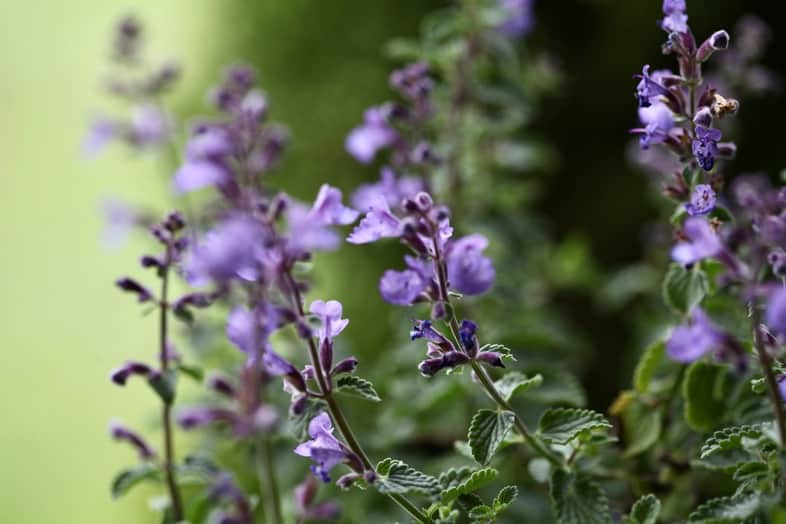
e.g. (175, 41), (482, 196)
(700, 424), (766, 459)
(550, 469), (610, 524)
(662, 263), (708, 313)
(494, 372), (542, 401)
(696, 424), (772, 471)
(624, 494), (660, 524)
(621, 398), (662, 457)
(441, 468), (499, 502)
(374, 458), (439, 496)
(479, 343), (516, 361)
(538, 408), (611, 444)
(335, 375), (381, 402)
(688, 491), (760, 523)
(682, 361), (730, 432)
(493, 485), (518, 511)
(633, 341), (665, 393)
(468, 505), (495, 521)
(111, 463), (159, 499)
(468, 409), (516, 465)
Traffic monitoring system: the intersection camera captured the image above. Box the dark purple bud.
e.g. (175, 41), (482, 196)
(207, 375), (236, 398)
(164, 211), (186, 231)
(431, 301), (447, 320)
(290, 394), (309, 416)
(402, 198), (420, 213)
(263, 351), (306, 392)
(476, 351), (505, 369)
(115, 277), (153, 302)
(458, 319), (479, 356)
(139, 255), (163, 269)
(363, 470), (378, 483)
(177, 407), (238, 430)
(693, 107), (713, 128)
(434, 206), (450, 223)
(336, 472), (361, 490)
(319, 338), (333, 373)
(109, 420), (156, 459)
(110, 361), (153, 385)
(410, 320), (455, 352)
(417, 351), (468, 377)
(697, 30), (730, 62)
(330, 357), (358, 376)
(418, 357), (445, 377)
(173, 293), (212, 310)
(769, 249), (786, 277)
(716, 142), (737, 160)
(271, 193), (289, 220)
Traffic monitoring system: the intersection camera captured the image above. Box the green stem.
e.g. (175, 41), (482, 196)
(752, 308), (786, 446)
(256, 437), (283, 524)
(284, 272), (432, 524)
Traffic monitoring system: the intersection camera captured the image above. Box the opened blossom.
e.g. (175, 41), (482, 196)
(345, 106), (398, 164)
(666, 307), (724, 362)
(294, 412), (358, 483)
(671, 218), (723, 265)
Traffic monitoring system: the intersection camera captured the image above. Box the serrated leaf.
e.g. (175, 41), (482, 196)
(335, 375), (381, 402)
(733, 462), (769, 483)
(494, 372), (542, 401)
(633, 341), (665, 393)
(688, 491), (760, 523)
(493, 485), (518, 511)
(550, 469), (610, 524)
(479, 343), (516, 361)
(441, 467), (498, 502)
(624, 494), (660, 524)
(111, 463), (159, 499)
(682, 361), (730, 432)
(663, 263), (708, 313)
(538, 408), (611, 444)
(700, 424), (767, 459)
(621, 399), (662, 457)
(468, 504), (495, 521)
(374, 458), (439, 496)
(468, 409), (516, 465)
(696, 424), (771, 471)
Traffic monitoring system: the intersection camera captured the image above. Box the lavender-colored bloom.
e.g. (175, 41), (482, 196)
(666, 307), (724, 362)
(294, 412), (351, 482)
(693, 126), (721, 171)
(226, 305), (277, 354)
(345, 106), (397, 164)
(129, 104), (171, 148)
(286, 185), (358, 254)
(173, 161), (230, 194)
(379, 268), (429, 305)
(100, 197), (141, 248)
(476, 351), (506, 369)
(671, 217), (723, 265)
(498, 0), (535, 38)
(445, 234), (495, 295)
(697, 30), (730, 62)
(661, 0), (688, 33)
(346, 196), (402, 244)
(410, 320), (455, 354)
(352, 167), (424, 212)
(636, 102), (675, 149)
(308, 185), (360, 226)
(685, 184), (717, 216)
(184, 216), (263, 285)
(173, 126), (234, 194)
(766, 288), (786, 337)
(309, 300), (349, 340)
(83, 117), (118, 157)
(634, 65), (671, 108)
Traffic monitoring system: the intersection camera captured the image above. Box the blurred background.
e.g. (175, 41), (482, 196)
(3, 0), (786, 522)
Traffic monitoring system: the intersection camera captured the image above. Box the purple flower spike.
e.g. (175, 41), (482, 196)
(446, 234), (496, 295)
(635, 102), (675, 149)
(345, 106), (397, 164)
(346, 196), (402, 244)
(309, 300), (349, 340)
(671, 218), (723, 265)
(294, 412), (353, 483)
(184, 216), (264, 286)
(666, 307), (724, 362)
(766, 288), (786, 337)
(109, 420), (156, 459)
(685, 184), (717, 216)
(226, 305), (277, 354)
(693, 126), (722, 171)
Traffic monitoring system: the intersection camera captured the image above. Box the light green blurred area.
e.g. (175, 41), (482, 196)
(0, 1), (218, 521)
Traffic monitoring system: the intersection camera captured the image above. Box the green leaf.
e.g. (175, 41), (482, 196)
(468, 505), (495, 521)
(682, 361), (730, 432)
(111, 463), (159, 499)
(494, 372), (542, 401)
(550, 469), (610, 524)
(688, 491), (760, 523)
(633, 341), (665, 393)
(479, 343), (516, 361)
(493, 485), (518, 512)
(696, 424), (772, 471)
(177, 362), (204, 382)
(662, 263), (708, 314)
(374, 458), (439, 496)
(335, 375), (381, 402)
(538, 408), (611, 444)
(440, 467), (499, 502)
(624, 494), (660, 524)
(621, 398), (662, 457)
(288, 398), (326, 440)
(468, 409), (516, 465)
(147, 370), (176, 405)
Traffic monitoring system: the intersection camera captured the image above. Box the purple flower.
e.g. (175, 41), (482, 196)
(115, 277), (153, 302)
(661, 0), (688, 33)
(352, 167), (424, 212)
(309, 300), (350, 341)
(83, 117), (118, 157)
(172, 127), (234, 194)
(418, 351), (470, 377)
(693, 126), (722, 171)
(498, 0), (535, 38)
(445, 234), (496, 295)
(671, 218), (723, 265)
(635, 102), (675, 149)
(100, 197), (142, 248)
(129, 104), (171, 148)
(286, 185), (359, 254)
(685, 184), (717, 216)
(666, 307), (724, 362)
(184, 216), (264, 286)
(634, 65), (671, 108)
(294, 477), (341, 521)
(226, 305), (277, 354)
(345, 106), (397, 164)
(766, 288), (786, 337)
(308, 185), (360, 226)
(410, 320), (454, 349)
(346, 196), (402, 244)
(263, 350), (307, 393)
(458, 320), (478, 354)
(294, 412), (353, 482)
(379, 268), (430, 306)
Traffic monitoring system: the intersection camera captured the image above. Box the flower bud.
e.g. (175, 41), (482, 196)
(697, 30), (730, 62)
(693, 107), (713, 128)
(476, 351), (505, 369)
(207, 375), (236, 398)
(330, 357), (358, 376)
(115, 277), (153, 303)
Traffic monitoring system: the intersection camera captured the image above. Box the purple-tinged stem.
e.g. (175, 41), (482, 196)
(752, 307), (786, 446)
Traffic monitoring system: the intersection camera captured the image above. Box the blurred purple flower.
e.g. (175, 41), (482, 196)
(635, 101), (675, 149)
(83, 117), (118, 157)
(766, 288), (786, 337)
(445, 234), (496, 295)
(634, 65), (671, 108)
(498, 0), (535, 38)
(226, 305), (278, 354)
(184, 216), (264, 286)
(666, 307), (724, 362)
(345, 106), (397, 164)
(294, 477), (341, 522)
(352, 167), (424, 211)
(671, 218), (723, 265)
(685, 184), (717, 216)
(661, 0), (688, 33)
(346, 196), (402, 244)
